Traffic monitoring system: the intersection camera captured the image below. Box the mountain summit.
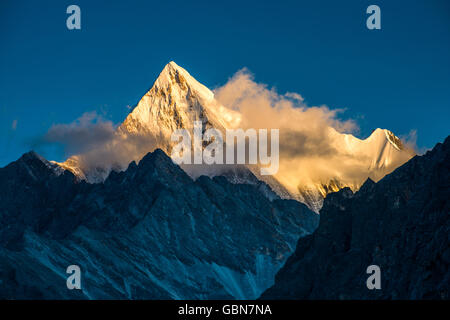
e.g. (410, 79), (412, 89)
(54, 62), (415, 211)
(119, 61), (240, 139)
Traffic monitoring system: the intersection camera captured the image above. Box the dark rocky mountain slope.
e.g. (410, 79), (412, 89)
(261, 136), (450, 300)
(0, 149), (318, 299)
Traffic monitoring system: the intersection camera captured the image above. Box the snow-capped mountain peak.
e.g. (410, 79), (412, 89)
(118, 61), (240, 140)
(154, 61), (215, 101)
(295, 127), (414, 212)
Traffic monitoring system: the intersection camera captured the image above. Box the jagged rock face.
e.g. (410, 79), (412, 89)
(0, 150), (318, 299)
(261, 136), (450, 300)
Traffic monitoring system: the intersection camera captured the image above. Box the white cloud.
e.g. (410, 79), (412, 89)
(44, 111), (156, 176)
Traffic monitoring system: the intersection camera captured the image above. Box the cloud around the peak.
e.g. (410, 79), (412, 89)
(213, 68), (358, 158)
(45, 112), (116, 155)
(43, 111), (156, 177)
(213, 69), (415, 192)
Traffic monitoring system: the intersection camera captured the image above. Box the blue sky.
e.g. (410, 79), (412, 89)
(1, 0), (449, 166)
